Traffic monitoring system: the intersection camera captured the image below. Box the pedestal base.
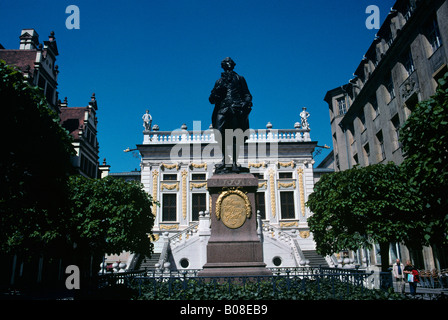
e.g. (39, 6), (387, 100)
(198, 173), (272, 277)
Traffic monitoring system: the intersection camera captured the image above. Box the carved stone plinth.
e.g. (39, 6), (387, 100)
(198, 173), (271, 277)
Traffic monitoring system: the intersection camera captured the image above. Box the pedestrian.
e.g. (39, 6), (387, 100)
(392, 259), (405, 293)
(404, 260), (419, 296)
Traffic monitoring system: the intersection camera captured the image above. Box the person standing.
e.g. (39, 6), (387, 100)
(392, 259), (405, 293)
(404, 260), (419, 296)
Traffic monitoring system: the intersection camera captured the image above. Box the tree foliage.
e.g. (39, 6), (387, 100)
(306, 163), (423, 268)
(0, 60), (75, 255)
(67, 175), (155, 258)
(400, 72), (448, 246)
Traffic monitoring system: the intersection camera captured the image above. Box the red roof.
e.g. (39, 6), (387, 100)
(60, 107), (86, 139)
(0, 49), (37, 76)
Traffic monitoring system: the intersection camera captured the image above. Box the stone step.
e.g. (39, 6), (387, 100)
(302, 250), (328, 267)
(138, 253), (161, 271)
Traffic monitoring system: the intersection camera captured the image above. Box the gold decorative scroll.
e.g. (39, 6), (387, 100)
(297, 168), (306, 217)
(161, 182), (179, 191)
(248, 162), (266, 168)
(277, 160), (295, 168)
(190, 182), (207, 190)
(278, 181), (296, 189)
(280, 221), (298, 228)
(181, 170), (188, 219)
(160, 163), (179, 170)
(159, 224), (179, 230)
(269, 169), (276, 218)
(258, 181), (267, 189)
(152, 170), (159, 216)
(190, 162), (207, 170)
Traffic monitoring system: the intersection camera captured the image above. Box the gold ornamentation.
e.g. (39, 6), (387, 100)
(148, 234), (160, 242)
(278, 181), (296, 189)
(258, 181), (267, 189)
(161, 182), (179, 191)
(181, 170), (188, 219)
(280, 221), (298, 228)
(190, 182), (207, 190)
(299, 230), (310, 238)
(297, 168), (306, 217)
(152, 170), (159, 216)
(159, 224), (179, 230)
(277, 160), (295, 168)
(269, 169), (276, 217)
(160, 163), (179, 170)
(248, 162), (266, 168)
(215, 189), (251, 229)
(190, 162), (207, 170)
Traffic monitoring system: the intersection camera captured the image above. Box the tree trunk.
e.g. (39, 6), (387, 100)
(379, 242), (390, 272)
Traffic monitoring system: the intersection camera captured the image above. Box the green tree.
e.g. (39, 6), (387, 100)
(0, 60), (75, 256)
(400, 72), (448, 246)
(67, 175), (155, 276)
(306, 163), (423, 271)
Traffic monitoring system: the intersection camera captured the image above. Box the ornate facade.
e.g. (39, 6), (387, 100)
(135, 110), (333, 270)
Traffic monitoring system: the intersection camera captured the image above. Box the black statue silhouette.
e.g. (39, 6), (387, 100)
(209, 57), (252, 174)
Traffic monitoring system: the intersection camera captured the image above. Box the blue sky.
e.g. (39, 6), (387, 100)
(0, 0), (396, 172)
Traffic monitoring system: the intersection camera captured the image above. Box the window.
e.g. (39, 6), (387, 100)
(337, 97), (347, 115)
(363, 143), (370, 165)
(252, 173), (264, 179)
(359, 111), (366, 131)
(376, 131), (386, 161)
(425, 16), (442, 54)
(280, 192), (295, 219)
(163, 174), (177, 181)
(162, 194), (177, 221)
(191, 173), (206, 181)
(191, 193), (206, 221)
(255, 192), (266, 219)
(278, 172), (293, 179)
(404, 50), (415, 76)
(386, 76), (395, 101)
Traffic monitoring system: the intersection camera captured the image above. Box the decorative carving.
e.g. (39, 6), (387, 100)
(190, 182), (207, 190)
(161, 182), (179, 191)
(277, 160), (295, 168)
(181, 170), (188, 219)
(280, 221), (298, 228)
(248, 162), (266, 168)
(215, 189), (251, 229)
(299, 230), (310, 239)
(159, 224), (179, 230)
(297, 168), (306, 217)
(269, 169), (276, 218)
(160, 163), (179, 170)
(152, 170), (159, 216)
(258, 181), (267, 189)
(190, 162), (207, 170)
(278, 181), (296, 189)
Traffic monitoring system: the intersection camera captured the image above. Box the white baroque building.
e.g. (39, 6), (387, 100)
(131, 109), (334, 272)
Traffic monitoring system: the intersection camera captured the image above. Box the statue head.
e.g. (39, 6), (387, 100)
(221, 57), (236, 71)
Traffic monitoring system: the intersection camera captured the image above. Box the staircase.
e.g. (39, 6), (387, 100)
(138, 253), (161, 271)
(302, 250), (329, 267)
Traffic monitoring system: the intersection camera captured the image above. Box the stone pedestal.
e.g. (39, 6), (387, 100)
(199, 173), (272, 277)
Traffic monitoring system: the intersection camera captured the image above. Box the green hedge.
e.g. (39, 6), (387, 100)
(131, 277), (405, 300)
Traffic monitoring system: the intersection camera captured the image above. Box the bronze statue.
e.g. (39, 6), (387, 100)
(209, 57), (252, 173)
